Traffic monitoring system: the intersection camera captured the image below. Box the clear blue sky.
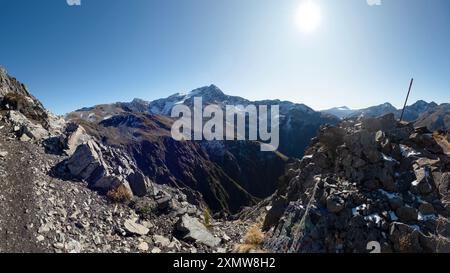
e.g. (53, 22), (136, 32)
(0, 0), (449, 114)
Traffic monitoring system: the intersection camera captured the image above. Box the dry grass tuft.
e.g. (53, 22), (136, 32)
(107, 184), (132, 203)
(234, 225), (266, 253)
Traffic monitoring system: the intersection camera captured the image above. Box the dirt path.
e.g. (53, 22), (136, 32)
(0, 131), (43, 252)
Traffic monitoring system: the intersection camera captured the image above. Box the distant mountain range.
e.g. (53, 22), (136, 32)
(322, 100), (439, 121)
(72, 85), (340, 158)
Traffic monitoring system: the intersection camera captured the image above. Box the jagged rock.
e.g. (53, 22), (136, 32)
(176, 214), (220, 247)
(7, 110), (49, 140)
(389, 222), (422, 252)
(66, 140), (108, 183)
(263, 114), (450, 253)
(433, 172), (450, 202)
(419, 233), (450, 253)
(127, 172), (150, 197)
(63, 123), (91, 155)
(0, 151), (7, 157)
(263, 197), (287, 230)
(123, 220), (149, 236)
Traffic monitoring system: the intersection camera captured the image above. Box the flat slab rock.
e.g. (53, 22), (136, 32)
(123, 219), (149, 236)
(176, 214), (220, 247)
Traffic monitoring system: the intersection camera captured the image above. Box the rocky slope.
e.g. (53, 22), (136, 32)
(415, 103), (450, 131)
(258, 114), (450, 252)
(0, 67), (255, 253)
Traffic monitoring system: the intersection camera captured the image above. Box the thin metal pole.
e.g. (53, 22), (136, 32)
(400, 78), (414, 122)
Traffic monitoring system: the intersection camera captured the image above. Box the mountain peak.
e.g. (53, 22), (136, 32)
(381, 102), (394, 108)
(189, 84), (224, 97)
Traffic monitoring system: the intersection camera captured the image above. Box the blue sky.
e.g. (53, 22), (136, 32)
(0, 0), (449, 114)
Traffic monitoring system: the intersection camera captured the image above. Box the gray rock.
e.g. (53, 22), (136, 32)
(123, 220), (149, 236)
(362, 113), (397, 133)
(153, 235), (171, 247)
(65, 239), (82, 253)
(63, 123), (91, 156)
(137, 242), (149, 252)
(151, 247), (161, 253)
(0, 151), (8, 157)
(66, 140), (108, 183)
(7, 110), (49, 140)
(127, 172), (150, 197)
(92, 176), (122, 193)
(156, 195), (172, 211)
(176, 214), (220, 247)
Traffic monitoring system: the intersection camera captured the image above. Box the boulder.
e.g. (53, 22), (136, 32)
(63, 123), (91, 155)
(263, 197), (287, 230)
(419, 233), (450, 253)
(389, 222), (422, 252)
(362, 114), (397, 133)
(7, 110), (49, 140)
(66, 140), (108, 183)
(127, 172), (150, 197)
(176, 214), (220, 247)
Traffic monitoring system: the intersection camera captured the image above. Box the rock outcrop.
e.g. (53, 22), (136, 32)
(0, 68), (65, 141)
(262, 114), (450, 253)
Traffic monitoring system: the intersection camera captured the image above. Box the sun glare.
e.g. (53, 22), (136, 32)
(295, 1), (322, 33)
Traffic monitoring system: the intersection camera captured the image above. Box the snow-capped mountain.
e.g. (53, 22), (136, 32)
(322, 101), (438, 121)
(71, 85), (339, 158)
(321, 106), (355, 119)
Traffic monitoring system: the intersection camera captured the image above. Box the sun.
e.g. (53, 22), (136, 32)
(295, 1), (322, 33)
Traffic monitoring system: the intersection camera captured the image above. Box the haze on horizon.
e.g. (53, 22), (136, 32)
(0, 0), (449, 114)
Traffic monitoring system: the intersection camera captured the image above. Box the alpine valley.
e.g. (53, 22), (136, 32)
(1, 66), (449, 253)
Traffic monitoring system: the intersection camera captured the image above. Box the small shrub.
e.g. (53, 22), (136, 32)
(243, 226), (265, 245)
(234, 225), (266, 253)
(107, 184), (132, 203)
